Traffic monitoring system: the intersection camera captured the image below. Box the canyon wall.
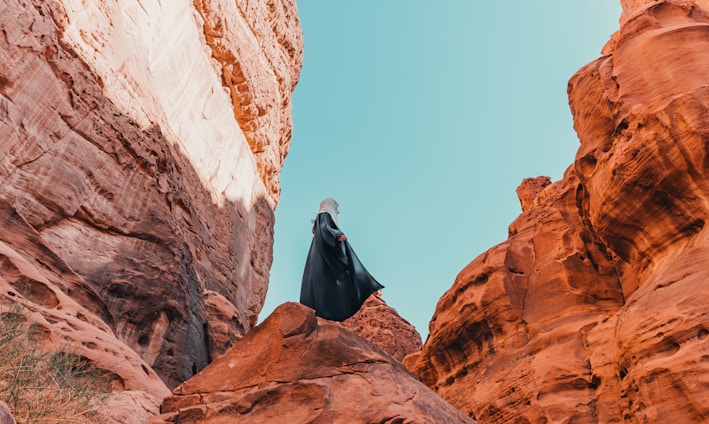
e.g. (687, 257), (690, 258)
(410, 1), (709, 422)
(0, 0), (301, 419)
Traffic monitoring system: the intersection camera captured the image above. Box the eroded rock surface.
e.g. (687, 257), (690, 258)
(619, 0), (709, 23)
(193, 0), (302, 198)
(342, 294), (423, 362)
(515, 176), (551, 212)
(410, 1), (709, 422)
(0, 0), (301, 420)
(151, 302), (475, 424)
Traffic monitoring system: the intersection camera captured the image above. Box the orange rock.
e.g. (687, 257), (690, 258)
(151, 302), (476, 423)
(515, 176), (551, 212)
(192, 0), (303, 199)
(342, 295), (423, 362)
(411, 1), (709, 422)
(411, 171), (625, 422)
(619, 0), (709, 24)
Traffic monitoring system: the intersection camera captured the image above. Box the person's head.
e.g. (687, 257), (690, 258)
(318, 198), (339, 226)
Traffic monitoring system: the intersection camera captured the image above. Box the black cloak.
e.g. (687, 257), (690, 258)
(300, 211), (384, 321)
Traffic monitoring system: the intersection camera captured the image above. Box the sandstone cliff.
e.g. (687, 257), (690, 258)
(0, 0), (301, 420)
(410, 1), (709, 422)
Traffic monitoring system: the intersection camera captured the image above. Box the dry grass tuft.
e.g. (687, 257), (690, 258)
(0, 301), (111, 423)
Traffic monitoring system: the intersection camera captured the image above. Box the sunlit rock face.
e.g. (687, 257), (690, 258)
(619, 0), (709, 23)
(150, 303), (476, 424)
(0, 1), (301, 419)
(410, 1), (709, 422)
(411, 170), (626, 423)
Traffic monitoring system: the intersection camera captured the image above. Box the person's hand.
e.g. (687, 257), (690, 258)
(337, 234), (346, 242)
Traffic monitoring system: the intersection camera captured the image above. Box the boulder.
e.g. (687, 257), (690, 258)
(151, 302), (476, 424)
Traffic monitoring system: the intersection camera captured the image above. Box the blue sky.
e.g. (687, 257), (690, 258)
(261, 1), (622, 338)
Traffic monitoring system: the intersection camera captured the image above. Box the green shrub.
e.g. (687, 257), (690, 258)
(0, 301), (110, 423)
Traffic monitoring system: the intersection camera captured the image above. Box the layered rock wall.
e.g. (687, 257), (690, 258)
(410, 1), (709, 422)
(0, 0), (301, 418)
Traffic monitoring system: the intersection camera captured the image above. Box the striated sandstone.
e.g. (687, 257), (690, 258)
(52, 0), (302, 204)
(193, 0), (302, 198)
(571, 2), (709, 420)
(342, 294), (423, 362)
(151, 302), (475, 424)
(0, 0), (301, 419)
(411, 1), (709, 422)
(411, 169), (625, 423)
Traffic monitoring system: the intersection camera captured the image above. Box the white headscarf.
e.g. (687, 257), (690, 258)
(318, 197), (340, 227)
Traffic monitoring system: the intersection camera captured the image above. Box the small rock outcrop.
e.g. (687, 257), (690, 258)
(515, 176), (551, 212)
(151, 302), (475, 424)
(619, 0), (709, 23)
(342, 294), (423, 362)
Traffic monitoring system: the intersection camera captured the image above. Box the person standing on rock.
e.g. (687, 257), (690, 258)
(300, 197), (384, 321)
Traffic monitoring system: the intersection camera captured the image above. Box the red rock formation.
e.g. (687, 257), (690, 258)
(410, 1), (709, 422)
(516, 176), (552, 212)
(620, 0), (709, 23)
(342, 294), (423, 362)
(193, 0), (302, 198)
(0, 0), (301, 420)
(150, 302), (475, 424)
(411, 169), (625, 423)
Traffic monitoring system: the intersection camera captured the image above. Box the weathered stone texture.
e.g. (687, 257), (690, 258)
(410, 1), (709, 422)
(516, 176), (551, 212)
(619, 0), (709, 23)
(342, 294), (423, 362)
(411, 170), (625, 423)
(0, 1), (302, 421)
(193, 0), (302, 199)
(151, 302), (476, 424)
